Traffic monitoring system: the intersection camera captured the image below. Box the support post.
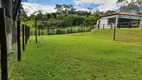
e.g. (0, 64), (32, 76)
(139, 20), (141, 28)
(25, 26), (28, 44)
(103, 24), (104, 30)
(110, 24), (112, 29)
(129, 21), (131, 29)
(0, 8), (8, 80)
(17, 10), (21, 61)
(118, 22), (120, 29)
(113, 25), (116, 41)
(116, 16), (118, 29)
(22, 25), (25, 51)
(35, 20), (38, 43)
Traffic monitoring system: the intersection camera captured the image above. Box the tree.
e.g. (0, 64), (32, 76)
(136, 0), (142, 14)
(55, 4), (76, 14)
(104, 10), (116, 15)
(117, 0), (141, 13)
(54, 4), (63, 13)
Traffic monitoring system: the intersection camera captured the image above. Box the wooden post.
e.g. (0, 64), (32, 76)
(118, 23), (120, 29)
(76, 27), (78, 33)
(17, 10), (21, 61)
(103, 24), (104, 30)
(25, 26), (28, 44)
(118, 18), (121, 29)
(139, 20), (141, 28)
(129, 22), (131, 29)
(113, 25), (116, 41)
(22, 25), (25, 51)
(110, 24), (112, 29)
(0, 8), (8, 80)
(38, 28), (40, 36)
(35, 20), (38, 43)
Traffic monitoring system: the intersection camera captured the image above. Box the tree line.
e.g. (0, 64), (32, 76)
(21, 4), (102, 35)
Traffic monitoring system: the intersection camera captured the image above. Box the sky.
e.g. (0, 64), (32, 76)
(22, 0), (131, 16)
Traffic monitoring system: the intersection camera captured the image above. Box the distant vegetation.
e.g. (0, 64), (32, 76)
(21, 4), (117, 35)
(21, 4), (102, 35)
(21, 0), (142, 35)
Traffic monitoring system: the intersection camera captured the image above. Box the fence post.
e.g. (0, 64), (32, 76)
(38, 28), (40, 36)
(0, 8), (8, 80)
(22, 25), (25, 51)
(17, 10), (21, 61)
(118, 23), (120, 29)
(113, 25), (116, 41)
(110, 24), (112, 29)
(35, 20), (38, 43)
(103, 24), (105, 30)
(129, 22), (131, 29)
(25, 26), (27, 44)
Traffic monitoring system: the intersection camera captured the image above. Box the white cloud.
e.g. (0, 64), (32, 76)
(73, 0), (132, 11)
(97, 4), (119, 12)
(22, 2), (56, 16)
(73, 0), (131, 4)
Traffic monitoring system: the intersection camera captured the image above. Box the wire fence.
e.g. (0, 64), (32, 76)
(0, 8), (31, 80)
(32, 26), (94, 36)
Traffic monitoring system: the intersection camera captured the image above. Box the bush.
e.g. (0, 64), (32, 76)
(41, 26), (95, 35)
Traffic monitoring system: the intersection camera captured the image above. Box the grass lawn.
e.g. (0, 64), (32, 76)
(9, 29), (142, 80)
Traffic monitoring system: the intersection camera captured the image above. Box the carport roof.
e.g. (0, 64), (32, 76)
(104, 12), (142, 17)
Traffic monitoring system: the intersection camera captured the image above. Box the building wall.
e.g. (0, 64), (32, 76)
(97, 15), (117, 29)
(96, 15), (142, 29)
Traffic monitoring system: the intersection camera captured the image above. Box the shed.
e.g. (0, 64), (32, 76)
(96, 12), (142, 29)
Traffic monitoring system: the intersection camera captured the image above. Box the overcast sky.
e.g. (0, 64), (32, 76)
(22, 0), (132, 16)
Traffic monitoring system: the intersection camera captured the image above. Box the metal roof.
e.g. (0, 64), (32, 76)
(104, 12), (142, 17)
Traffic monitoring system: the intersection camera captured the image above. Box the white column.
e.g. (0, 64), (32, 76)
(115, 15), (119, 28)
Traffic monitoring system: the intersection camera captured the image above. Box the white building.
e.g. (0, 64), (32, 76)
(96, 12), (142, 29)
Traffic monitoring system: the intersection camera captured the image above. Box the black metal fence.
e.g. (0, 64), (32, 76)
(0, 8), (31, 80)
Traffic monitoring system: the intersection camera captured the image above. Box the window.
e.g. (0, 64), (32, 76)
(108, 18), (116, 25)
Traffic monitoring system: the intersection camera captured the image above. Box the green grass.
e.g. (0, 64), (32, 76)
(72, 28), (142, 44)
(9, 28), (142, 80)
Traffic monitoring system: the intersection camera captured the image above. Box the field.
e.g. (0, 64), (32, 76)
(9, 28), (142, 80)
